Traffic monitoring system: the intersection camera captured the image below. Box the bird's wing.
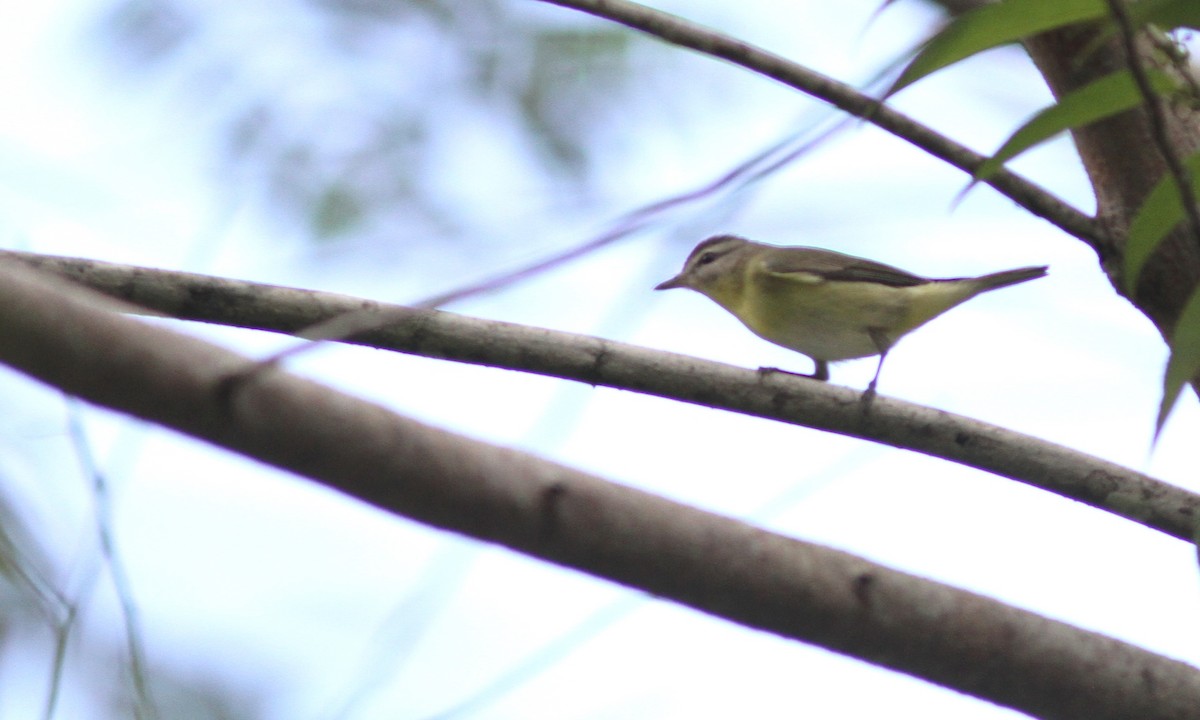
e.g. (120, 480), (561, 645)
(762, 248), (929, 288)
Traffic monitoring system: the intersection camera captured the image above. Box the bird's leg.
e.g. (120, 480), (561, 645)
(863, 352), (887, 404)
(864, 328), (892, 405)
(757, 358), (829, 382)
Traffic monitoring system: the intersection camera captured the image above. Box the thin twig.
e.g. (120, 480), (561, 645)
(253, 114), (852, 371)
(65, 403), (154, 720)
(261, 114), (849, 364)
(538, 0), (1109, 250)
(409, 122), (838, 309)
(1106, 0), (1200, 250)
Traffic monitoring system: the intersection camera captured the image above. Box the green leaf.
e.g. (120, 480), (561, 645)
(1156, 286), (1200, 439)
(886, 0), (1108, 97)
(1125, 153), (1200, 295)
(1128, 0), (1200, 31)
(972, 69), (1178, 185)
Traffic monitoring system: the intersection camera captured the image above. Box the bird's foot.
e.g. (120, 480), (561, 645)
(756, 366), (827, 381)
(860, 378), (878, 411)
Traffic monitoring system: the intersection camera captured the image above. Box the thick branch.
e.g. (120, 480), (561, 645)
(6, 250), (1197, 541)
(537, 0), (1108, 250)
(1, 260), (1199, 720)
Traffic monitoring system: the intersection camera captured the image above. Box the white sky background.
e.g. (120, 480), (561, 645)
(1, 1), (1199, 718)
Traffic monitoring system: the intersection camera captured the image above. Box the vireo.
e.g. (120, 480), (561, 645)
(655, 234), (1047, 395)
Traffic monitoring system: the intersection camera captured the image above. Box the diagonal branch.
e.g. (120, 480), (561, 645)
(1, 259), (1199, 720)
(7, 249), (1197, 541)
(536, 0), (1109, 250)
(256, 116), (851, 368)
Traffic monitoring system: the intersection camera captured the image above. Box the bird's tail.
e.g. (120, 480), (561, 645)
(904, 265), (1047, 330)
(972, 266), (1049, 291)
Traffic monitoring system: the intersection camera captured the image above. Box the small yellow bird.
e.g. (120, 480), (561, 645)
(655, 234), (1047, 396)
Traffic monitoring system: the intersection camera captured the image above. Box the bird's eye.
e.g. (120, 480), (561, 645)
(697, 252), (717, 266)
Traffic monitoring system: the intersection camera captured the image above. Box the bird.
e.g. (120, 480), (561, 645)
(654, 234), (1047, 398)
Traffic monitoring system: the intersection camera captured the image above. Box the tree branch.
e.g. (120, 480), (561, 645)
(6, 249), (1196, 541)
(536, 0), (1109, 252)
(1, 259), (1199, 720)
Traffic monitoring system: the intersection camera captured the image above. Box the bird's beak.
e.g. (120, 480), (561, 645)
(654, 274), (686, 291)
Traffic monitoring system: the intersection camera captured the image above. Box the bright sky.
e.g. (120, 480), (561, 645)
(1, 1), (1199, 719)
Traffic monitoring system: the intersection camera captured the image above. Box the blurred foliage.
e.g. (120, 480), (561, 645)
(94, 0), (638, 243)
(0, 468), (269, 719)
